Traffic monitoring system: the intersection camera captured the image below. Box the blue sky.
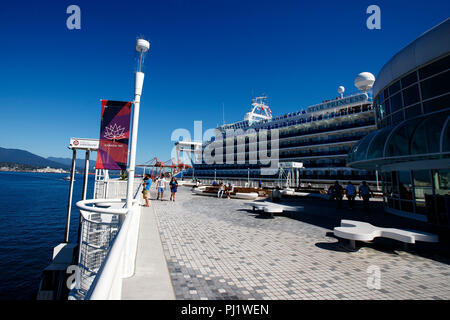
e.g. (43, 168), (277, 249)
(0, 0), (449, 164)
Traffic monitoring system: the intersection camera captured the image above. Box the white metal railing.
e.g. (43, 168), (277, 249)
(70, 178), (142, 300)
(94, 179), (141, 200)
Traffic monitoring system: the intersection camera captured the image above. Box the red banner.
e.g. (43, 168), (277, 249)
(95, 100), (132, 170)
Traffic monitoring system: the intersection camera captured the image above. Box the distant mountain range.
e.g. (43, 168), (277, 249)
(0, 147), (148, 174)
(0, 147), (71, 169)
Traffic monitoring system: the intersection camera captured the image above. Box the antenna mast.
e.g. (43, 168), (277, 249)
(222, 102), (225, 125)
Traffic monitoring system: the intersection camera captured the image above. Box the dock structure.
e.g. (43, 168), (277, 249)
(112, 186), (450, 300)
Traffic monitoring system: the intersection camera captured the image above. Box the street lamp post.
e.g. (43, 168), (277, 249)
(126, 38), (150, 209)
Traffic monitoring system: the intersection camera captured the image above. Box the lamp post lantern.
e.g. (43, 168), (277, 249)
(126, 38), (150, 209)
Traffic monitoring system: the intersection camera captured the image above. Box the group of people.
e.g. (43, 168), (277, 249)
(142, 174), (179, 206)
(328, 180), (373, 211)
(217, 182), (233, 199)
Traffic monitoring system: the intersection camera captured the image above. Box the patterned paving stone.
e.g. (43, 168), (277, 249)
(148, 187), (450, 300)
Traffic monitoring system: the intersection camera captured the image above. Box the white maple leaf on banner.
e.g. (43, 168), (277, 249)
(104, 123), (126, 141)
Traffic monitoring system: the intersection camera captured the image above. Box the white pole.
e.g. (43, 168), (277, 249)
(126, 72), (144, 209)
(82, 150), (90, 200)
(125, 39), (149, 209)
(64, 149), (77, 243)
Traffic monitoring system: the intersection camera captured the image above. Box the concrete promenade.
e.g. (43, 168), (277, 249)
(126, 185), (450, 300)
(121, 204), (175, 300)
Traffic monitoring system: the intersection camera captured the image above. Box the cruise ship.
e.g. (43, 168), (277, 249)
(179, 73), (380, 189)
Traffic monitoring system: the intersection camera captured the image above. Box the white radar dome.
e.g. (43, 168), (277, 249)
(354, 72), (375, 91)
(338, 86), (345, 94)
(135, 38), (150, 53)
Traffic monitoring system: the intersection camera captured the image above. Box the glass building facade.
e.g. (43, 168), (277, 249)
(348, 18), (450, 227)
(373, 54), (450, 128)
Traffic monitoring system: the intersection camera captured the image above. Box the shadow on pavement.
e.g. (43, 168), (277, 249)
(242, 196), (450, 264)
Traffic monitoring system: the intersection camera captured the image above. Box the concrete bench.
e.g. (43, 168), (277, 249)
(333, 219), (438, 250)
(263, 206), (284, 218)
(243, 202), (304, 217)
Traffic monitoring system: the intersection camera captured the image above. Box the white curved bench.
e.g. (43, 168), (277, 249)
(244, 202), (303, 218)
(334, 220), (438, 250)
(263, 206), (284, 218)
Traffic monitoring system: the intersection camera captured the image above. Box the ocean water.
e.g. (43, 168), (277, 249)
(0, 171), (94, 300)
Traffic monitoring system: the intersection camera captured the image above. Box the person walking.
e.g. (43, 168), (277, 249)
(345, 181), (356, 210)
(142, 175), (151, 207)
(156, 175), (167, 201)
(332, 181), (343, 209)
(359, 181), (373, 212)
(169, 177), (178, 202)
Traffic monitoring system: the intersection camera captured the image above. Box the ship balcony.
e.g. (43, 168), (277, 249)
(209, 107), (375, 144)
(212, 127), (374, 152)
(279, 139), (360, 152)
(280, 151), (349, 161)
(214, 139), (359, 156)
(193, 160), (348, 170)
(278, 121), (376, 140)
(211, 121), (376, 147)
(279, 134), (367, 148)
(204, 150), (350, 164)
(259, 104), (374, 130)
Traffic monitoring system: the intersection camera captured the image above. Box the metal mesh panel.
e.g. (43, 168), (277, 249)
(77, 212), (120, 296)
(72, 178), (142, 299)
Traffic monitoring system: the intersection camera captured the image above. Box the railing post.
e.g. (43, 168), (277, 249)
(64, 148), (77, 243)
